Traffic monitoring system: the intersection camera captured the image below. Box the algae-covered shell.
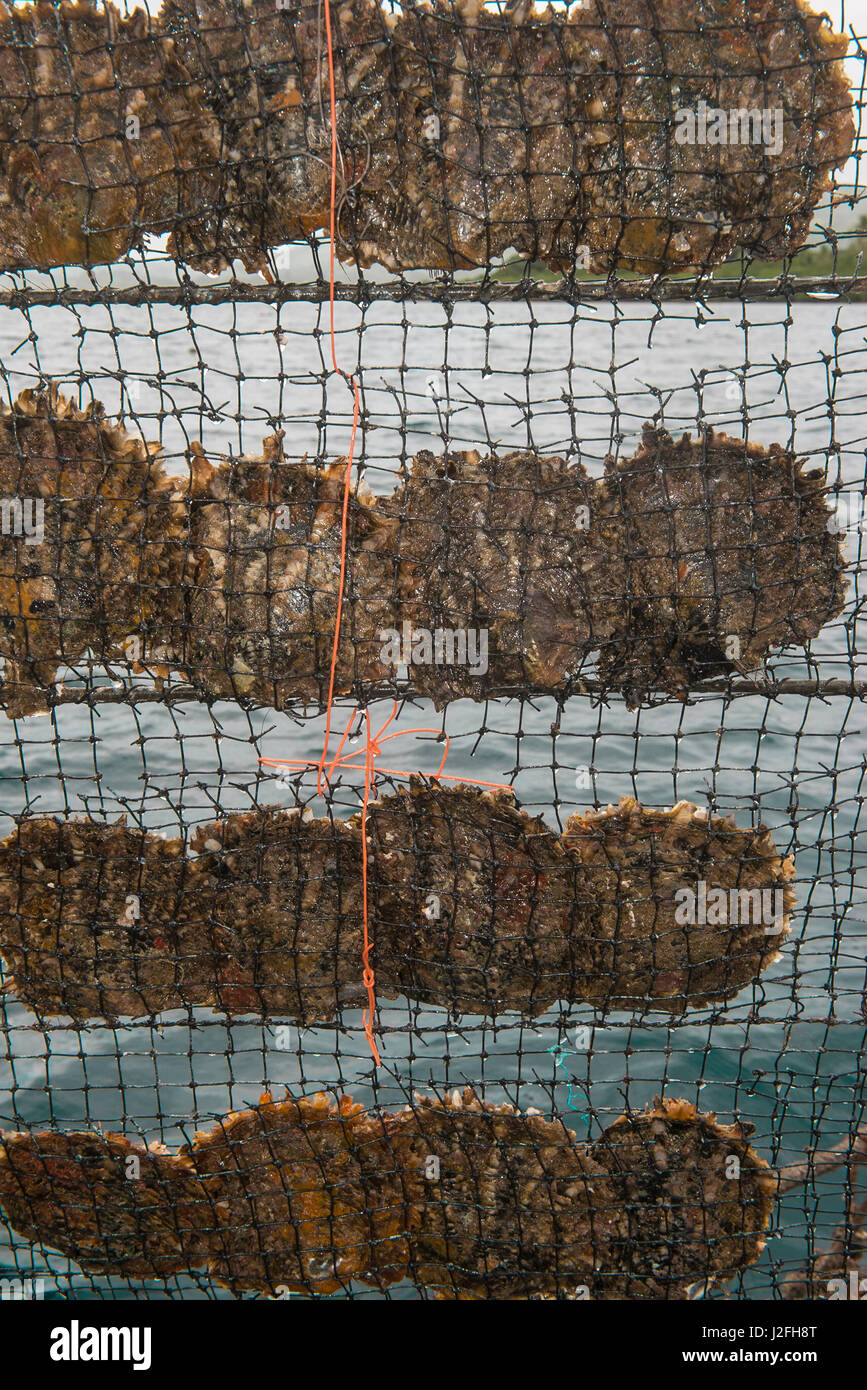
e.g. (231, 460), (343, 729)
(596, 425), (848, 704)
(0, 790), (794, 1023)
(0, 1089), (777, 1298)
(562, 795), (796, 1011)
(0, 386), (185, 718)
(0, 0), (853, 276)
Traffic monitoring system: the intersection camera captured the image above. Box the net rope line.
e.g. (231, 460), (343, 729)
(25, 677), (867, 710)
(0, 274), (863, 309)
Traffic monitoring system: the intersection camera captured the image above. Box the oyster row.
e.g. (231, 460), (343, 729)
(0, 1091), (777, 1298)
(0, 0), (854, 276)
(0, 789), (794, 1022)
(0, 387), (848, 718)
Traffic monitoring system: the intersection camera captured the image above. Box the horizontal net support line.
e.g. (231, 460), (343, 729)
(1, 273), (866, 310)
(21, 676), (867, 711)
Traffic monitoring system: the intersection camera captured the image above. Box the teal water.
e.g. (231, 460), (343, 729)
(0, 299), (865, 1299)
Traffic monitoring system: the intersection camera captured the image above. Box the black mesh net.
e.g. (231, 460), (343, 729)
(0, 0), (865, 1305)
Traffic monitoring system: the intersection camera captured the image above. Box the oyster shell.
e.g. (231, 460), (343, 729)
(0, 393), (848, 715)
(0, 0), (853, 276)
(0, 0), (224, 268)
(0, 1090), (776, 1298)
(0, 385), (184, 718)
(0, 790), (794, 1021)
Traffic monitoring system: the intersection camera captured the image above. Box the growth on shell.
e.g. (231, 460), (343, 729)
(0, 1089), (777, 1298)
(0, 388), (849, 717)
(0, 791), (794, 1023)
(0, 386), (184, 717)
(0, 0), (854, 276)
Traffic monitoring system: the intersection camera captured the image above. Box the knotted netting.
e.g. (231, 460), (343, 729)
(0, 0), (865, 1303)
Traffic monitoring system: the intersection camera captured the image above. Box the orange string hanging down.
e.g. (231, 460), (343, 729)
(261, 0), (508, 1063)
(317, 0), (361, 802)
(319, 0), (377, 1059)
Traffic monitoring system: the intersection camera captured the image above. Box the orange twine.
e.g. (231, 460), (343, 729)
(259, 0), (508, 1064)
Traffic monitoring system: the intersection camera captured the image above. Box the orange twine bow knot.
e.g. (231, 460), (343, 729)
(260, 702), (509, 1065)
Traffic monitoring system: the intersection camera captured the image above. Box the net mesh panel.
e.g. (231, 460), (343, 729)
(0, 0), (864, 1301)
